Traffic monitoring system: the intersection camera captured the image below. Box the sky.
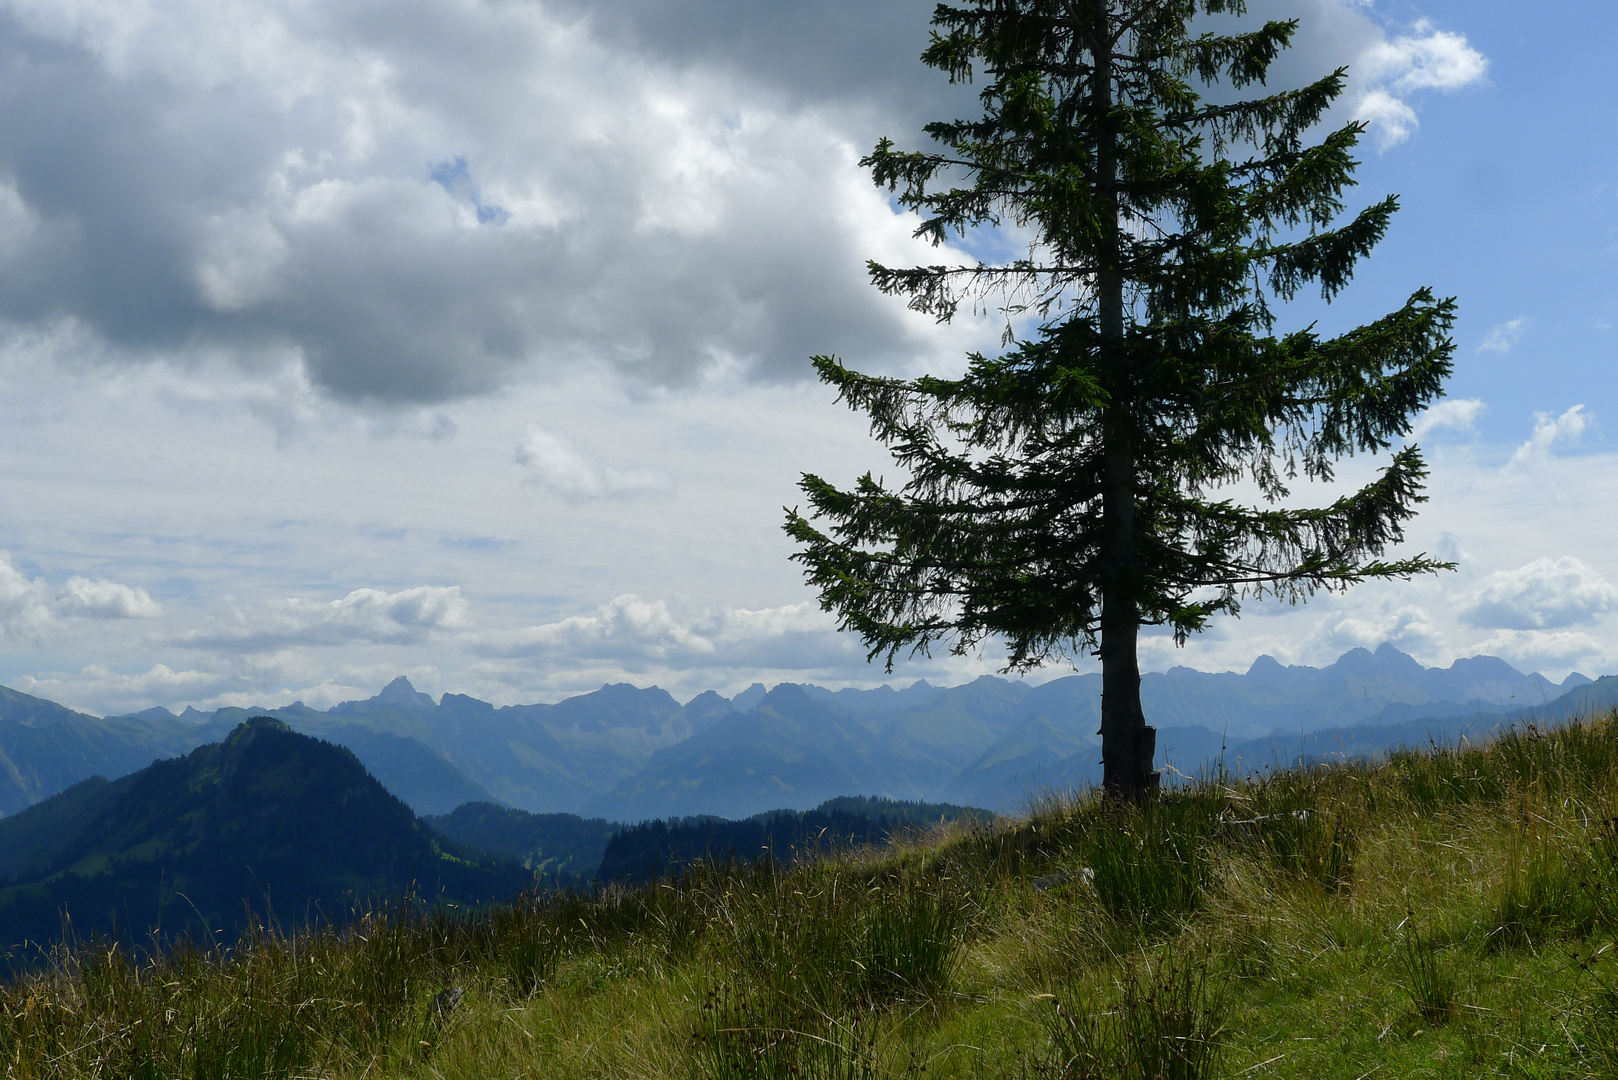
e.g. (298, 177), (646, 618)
(0, 0), (1614, 716)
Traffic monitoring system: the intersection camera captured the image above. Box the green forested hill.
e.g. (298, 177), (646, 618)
(0, 718), (528, 948)
(425, 802), (618, 884)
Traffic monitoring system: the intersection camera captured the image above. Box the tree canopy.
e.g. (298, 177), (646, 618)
(785, 0), (1456, 798)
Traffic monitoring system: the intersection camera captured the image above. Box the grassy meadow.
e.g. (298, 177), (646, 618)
(6, 717), (1618, 1079)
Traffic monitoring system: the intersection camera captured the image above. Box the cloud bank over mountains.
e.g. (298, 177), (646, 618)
(0, 0), (1598, 717)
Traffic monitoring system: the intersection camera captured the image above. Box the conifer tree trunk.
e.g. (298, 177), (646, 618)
(1091, 0), (1157, 800)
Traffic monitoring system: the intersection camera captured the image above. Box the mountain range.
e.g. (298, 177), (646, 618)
(0, 644), (1601, 823)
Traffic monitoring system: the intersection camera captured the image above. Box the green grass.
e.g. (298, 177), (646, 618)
(8, 717), (1618, 1078)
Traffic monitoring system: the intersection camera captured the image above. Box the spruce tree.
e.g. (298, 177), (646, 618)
(784, 0), (1456, 799)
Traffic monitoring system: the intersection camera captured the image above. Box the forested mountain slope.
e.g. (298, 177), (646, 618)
(0, 718), (527, 947)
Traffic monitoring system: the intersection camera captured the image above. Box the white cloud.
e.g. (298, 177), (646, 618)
(469, 594), (861, 674)
(1350, 20), (1487, 149)
(190, 585), (470, 648)
(1461, 556), (1618, 631)
(0, 553), (161, 640)
(16, 663), (229, 712)
(1409, 398), (1485, 440)
(513, 427), (670, 500)
(9, 657), (414, 717)
(1466, 629), (1611, 678)
(56, 577), (161, 619)
(1478, 317), (1530, 355)
(1358, 22), (1489, 93)
(1351, 89), (1420, 148)
(1315, 604), (1442, 655)
(0, 553), (52, 642)
(1508, 405), (1589, 469)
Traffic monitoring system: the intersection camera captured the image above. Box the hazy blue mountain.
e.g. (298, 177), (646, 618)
(944, 713), (1099, 811)
(681, 691), (738, 735)
(0, 719), (528, 948)
(0, 686), (193, 815)
(312, 726), (496, 816)
(179, 680), (699, 815)
(585, 684), (941, 821)
(179, 705), (491, 816)
(801, 680), (945, 713)
(861, 675), (1032, 782)
(2, 645), (1599, 825)
(425, 803), (618, 884)
(334, 675), (436, 712)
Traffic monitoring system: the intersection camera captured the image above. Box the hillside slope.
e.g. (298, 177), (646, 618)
(0, 718), (528, 947)
(5, 713), (1618, 1079)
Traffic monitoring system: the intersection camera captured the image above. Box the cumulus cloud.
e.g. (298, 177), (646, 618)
(469, 593), (861, 674)
(1315, 604), (1442, 656)
(1508, 405), (1589, 469)
(514, 427), (670, 500)
(1467, 629), (1610, 679)
(0, 0), (973, 404)
(1409, 398), (1485, 440)
(0, 553), (162, 640)
(56, 577), (161, 619)
(0, 0), (1486, 407)
(1478, 317), (1530, 355)
(1461, 556), (1618, 631)
(15, 663), (229, 713)
(189, 585), (469, 647)
(9, 656), (416, 716)
(0, 553), (52, 641)
(1349, 20), (1487, 149)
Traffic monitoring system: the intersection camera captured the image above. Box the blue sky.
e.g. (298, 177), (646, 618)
(1320, 0), (1616, 443)
(0, 0), (1612, 714)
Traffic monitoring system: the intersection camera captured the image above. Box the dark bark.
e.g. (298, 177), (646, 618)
(1091, 0), (1156, 800)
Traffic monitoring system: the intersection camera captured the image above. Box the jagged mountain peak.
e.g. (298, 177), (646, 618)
(1246, 654), (1286, 678)
(732, 683), (768, 712)
(373, 676), (436, 710)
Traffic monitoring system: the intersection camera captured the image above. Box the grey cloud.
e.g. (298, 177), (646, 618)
(547, 0), (963, 127)
(0, 0), (961, 405)
(0, 0), (1480, 408)
(467, 594), (865, 675)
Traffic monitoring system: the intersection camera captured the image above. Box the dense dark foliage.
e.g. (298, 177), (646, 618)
(598, 796), (991, 883)
(787, 0), (1456, 797)
(425, 802), (618, 885)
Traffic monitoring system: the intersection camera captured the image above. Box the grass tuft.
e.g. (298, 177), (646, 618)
(1037, 951), (1228, 1080)
(1397, 916), (1457, 1024)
